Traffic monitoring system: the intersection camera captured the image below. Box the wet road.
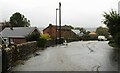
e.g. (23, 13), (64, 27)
(13, 41), (118, 71)
(0, 50), (2, 72)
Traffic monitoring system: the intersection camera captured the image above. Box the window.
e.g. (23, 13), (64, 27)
(10, 38), (14, 44)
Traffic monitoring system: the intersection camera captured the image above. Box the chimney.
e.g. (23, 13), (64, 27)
(49, 24), (52, 27)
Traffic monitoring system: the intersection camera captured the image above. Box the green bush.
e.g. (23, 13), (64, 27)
(37, 38), (47, 47)
(41, 34), (51, 40)
(82, 34), (90, 41)
(114, 32), (120, 47)
(108, 39), (115, 44)
(108, 39), (116, 47)
(25, 32), (40, 41)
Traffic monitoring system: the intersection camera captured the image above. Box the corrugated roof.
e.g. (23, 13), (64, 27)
(0, 27), (39, 38)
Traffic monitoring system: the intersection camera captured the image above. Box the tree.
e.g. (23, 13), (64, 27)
(103, 9), (120, 47)
(64, 25), (74, 29)
(96, 26), (109, 37)
(10, 12), (30, 27)
(25, 32), (40, 42)
(82, 33), (90, 41)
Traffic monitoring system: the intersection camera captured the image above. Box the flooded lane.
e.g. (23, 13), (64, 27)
(0, 50), (2, 72)
(12, 41), (118, 71)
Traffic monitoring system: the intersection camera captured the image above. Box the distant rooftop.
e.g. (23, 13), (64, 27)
(43, 24), (72, 31)
(0, 27), (40, 38)
(72, 29), (83, 36)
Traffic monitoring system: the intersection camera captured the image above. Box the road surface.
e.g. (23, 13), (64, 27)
(0, 49), (2, 72)
(12, 41), (118, 71)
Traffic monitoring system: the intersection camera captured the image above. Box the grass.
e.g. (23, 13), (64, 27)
(109, 42), (117, 47)
(108, 40), (118, 48)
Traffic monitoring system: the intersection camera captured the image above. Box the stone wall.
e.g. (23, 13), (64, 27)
(2, 41), (39, 72)
(17, 41), (38, 59)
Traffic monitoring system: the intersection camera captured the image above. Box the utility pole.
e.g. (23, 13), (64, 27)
(59, 2), (61, 44)
(56, 8), (59, 44)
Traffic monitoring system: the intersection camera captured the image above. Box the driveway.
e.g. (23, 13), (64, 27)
(12, 41), (118, 71)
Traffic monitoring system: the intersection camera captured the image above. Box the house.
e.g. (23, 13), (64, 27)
(0, 27), (40, 44)
(43, 24), (78, 40)
(0, 22), (6, 44)
(89, 32), (98, 40)
(0, 21), (11, 44)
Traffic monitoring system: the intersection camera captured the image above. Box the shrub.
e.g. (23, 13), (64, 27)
(114, 32), (120, 48)
(37, 38), (47, 47)
(25, 32), (40, 41)
(108, 39), (115, 44)
(108, 39), (117, 47)
(82, 34), (90, 41)
(40, 34), (51, 40)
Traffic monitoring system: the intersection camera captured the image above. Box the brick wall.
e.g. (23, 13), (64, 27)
(14, 38), (26, 44)
(43, 25), (57, 39)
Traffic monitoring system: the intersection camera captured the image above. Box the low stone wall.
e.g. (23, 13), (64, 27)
(17, 41), (38, 59)
(2, 41), (39, 72)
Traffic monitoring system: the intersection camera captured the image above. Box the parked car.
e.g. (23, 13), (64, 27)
(98, 36), (107, 41)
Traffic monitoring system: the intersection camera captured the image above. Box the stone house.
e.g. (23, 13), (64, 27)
(43, 24), (79, 41)
(0, 27), (40, 44)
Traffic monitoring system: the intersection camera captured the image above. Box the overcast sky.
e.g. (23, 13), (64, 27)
(0, 0), (119, 28)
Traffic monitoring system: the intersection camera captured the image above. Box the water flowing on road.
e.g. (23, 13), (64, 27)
(12, 41), (118, 71)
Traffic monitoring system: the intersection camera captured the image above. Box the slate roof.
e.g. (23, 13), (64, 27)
(57, 26), (71, 30)
(0, 27), (40, 38)
(72, 29), (83, 37)
(43, 24), (71, 31)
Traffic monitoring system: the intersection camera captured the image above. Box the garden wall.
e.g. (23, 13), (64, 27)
(17, 41), (38, 59)
(2, 41), (39, 72)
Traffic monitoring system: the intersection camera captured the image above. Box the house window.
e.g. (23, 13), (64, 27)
(10, 38), (14, 44)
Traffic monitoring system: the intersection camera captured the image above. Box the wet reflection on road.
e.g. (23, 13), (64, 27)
(12, 41), (118, 71)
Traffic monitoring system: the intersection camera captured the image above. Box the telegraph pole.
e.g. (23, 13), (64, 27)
(59, 2), (61, 44)
(56, 8), (59, 44)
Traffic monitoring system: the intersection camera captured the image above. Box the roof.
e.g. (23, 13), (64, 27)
(57, 25), (71, 30)
(0, 27), (40, 38)
(43, 24), (71, 31)
(72, 29), (83, 36)
(72, 29), (79, 34)
(89, 32), (97, 35)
